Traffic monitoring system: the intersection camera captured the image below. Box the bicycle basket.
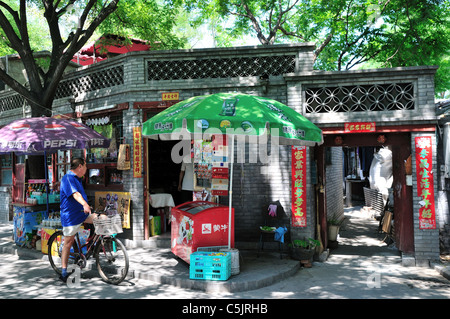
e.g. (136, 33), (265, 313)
(93, 214), (123, 236)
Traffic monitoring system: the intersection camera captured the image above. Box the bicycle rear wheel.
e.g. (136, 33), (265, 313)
(47, 231), (80, 275)
(95, 236), (129, 285)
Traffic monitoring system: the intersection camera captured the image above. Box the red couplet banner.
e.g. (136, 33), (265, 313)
(133, 127), (142, 178)
(291, 146), (307, 227)
(414, 136), (436, 229)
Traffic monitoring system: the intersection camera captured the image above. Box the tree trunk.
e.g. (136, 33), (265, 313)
(29, 98), (52, 118)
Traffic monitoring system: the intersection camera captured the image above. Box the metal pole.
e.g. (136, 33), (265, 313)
(44, 151), (49, 215)
(228, 135), (234, 249)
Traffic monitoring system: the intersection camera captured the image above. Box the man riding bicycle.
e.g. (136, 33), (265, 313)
(59, 157), (95, 282)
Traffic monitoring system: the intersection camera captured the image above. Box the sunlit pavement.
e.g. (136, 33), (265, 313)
(1, 206), (449, 299)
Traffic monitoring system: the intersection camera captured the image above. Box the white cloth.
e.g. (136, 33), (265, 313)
(181, 161), (194, 191)
(150, 193), (175, 208)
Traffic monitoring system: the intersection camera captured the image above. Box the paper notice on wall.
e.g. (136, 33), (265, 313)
(117, 144), (131, 170)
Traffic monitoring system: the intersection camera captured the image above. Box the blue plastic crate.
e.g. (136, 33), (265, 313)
(190, 251), (231, 268)
(190, 266), (230, 281)
(189, 252), (231, 281)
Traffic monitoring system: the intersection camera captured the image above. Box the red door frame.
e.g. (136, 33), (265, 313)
(134, 101), (178, 240)
(317, 125), (434, 253)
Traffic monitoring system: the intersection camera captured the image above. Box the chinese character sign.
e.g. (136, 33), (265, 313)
(162, 92), (180, 101)
(133, 127), (142, 178)
(291, 146), (307, 227)
(414, 136), (436, 229)
(344, 122), (376, 133)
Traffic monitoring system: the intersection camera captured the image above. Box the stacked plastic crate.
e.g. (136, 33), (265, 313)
(189, 251), (231, 281)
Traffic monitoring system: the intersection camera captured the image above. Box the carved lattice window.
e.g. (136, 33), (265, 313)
(305, 83), (415, 114)
(0, 93), (25, 111)
(55, 65), (124, 99)
(147, 55), (296, 80)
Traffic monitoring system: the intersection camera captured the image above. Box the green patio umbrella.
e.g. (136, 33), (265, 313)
(142, 92), (323, 249)
(142, 92), (322, 146)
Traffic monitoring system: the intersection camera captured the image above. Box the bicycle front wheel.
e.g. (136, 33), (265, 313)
(47, 230), (79, 275)
(95, 236), (129, 285)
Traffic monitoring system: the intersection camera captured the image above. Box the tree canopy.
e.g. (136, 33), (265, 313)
(184, 0), (450, 96)
(0, 0), (121, 116)
(96, 0), (187, 49)
(0, 0), (448, 113)
(0, 0), (188, 117)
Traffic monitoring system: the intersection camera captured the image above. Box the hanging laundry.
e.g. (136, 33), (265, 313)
(268, 204), (278, 217)
(274, 226), (287, 243)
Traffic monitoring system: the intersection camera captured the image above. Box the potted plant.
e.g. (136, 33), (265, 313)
(289, 238), (320, 261)
(327, 214), (342, 242)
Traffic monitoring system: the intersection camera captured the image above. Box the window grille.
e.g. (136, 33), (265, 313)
(0, 93), (25, 112)
(305, 83), (415, 114)
(55, 65), (124, 99)
(147, 55), (296, 80)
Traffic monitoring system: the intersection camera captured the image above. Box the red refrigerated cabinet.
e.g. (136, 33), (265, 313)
(171, 201), (234, 264)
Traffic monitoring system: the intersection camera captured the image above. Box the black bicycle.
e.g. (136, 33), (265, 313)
(47, 212), (129, 285)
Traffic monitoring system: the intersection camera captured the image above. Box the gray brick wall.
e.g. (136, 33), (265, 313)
(286, 66), (438, 127)
(0, 187), (11, 222)
(325, 147), (344, 223)
(0, 44), (442, 263)
(411, 133), (440, 264)
(122, 107), (145, 241)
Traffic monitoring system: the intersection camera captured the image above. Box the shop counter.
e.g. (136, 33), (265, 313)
(149, 193), (175, 208)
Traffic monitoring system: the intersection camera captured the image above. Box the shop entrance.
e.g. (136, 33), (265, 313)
(318, 132), (415, 255)
(142, 108), (179, 239)
(146, 139), (181, 203)
(144, 138), (180, 238)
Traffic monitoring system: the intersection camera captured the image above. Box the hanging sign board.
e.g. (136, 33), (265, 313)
(162, 92), (180, 101)
(133, 127), (143, 178)
(414, 136), (436, 229)
(291, 146), (307, 227)
(344, 122), (376, 133)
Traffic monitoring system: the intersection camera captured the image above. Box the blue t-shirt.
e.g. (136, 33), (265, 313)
(60, 171), (89, 227)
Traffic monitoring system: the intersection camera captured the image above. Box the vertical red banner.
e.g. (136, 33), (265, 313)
(414, 136), (436, 229)
(133, 127), (142, 178)
(291, 146), (307, 227)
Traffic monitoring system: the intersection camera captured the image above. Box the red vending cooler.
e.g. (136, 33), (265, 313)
(171, 201), (234, 264)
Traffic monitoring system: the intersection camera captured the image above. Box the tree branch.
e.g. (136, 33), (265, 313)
(42, 0), (120, 105)
(240, 2), (269, 44)
(0, 0), (120, 116)
(313, 32), (333, 64)
(0, 3), (23, 51)
(0, 66), (36, 102)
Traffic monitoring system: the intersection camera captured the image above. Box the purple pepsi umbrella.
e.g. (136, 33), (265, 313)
(0, 117), (110, 154)
(0, 117), (111, 212)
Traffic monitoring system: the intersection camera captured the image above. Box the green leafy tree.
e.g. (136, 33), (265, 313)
(185, 0), (449, 96)
(0, 0), (120, 117)
(0, 1), (52, 56)
(96, 0), (187, 49)
(371, 0), (450, 96)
